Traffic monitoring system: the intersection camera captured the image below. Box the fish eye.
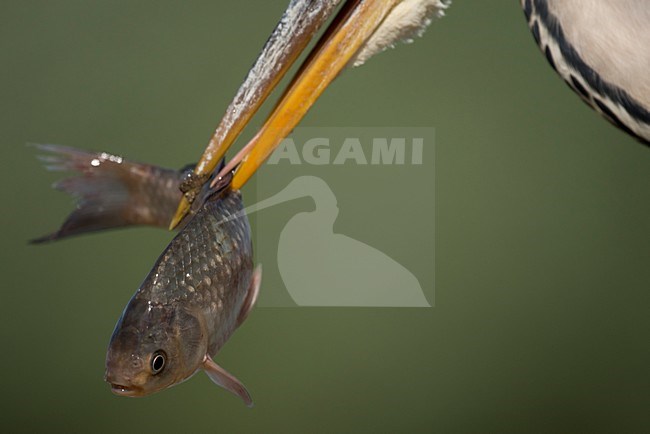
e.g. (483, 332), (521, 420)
(150, 351), (166, 374)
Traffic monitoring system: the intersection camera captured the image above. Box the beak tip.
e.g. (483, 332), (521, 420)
(169, 199), (190, 230)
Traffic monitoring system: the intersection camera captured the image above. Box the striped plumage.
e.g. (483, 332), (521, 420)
(521, 0), (650, 146)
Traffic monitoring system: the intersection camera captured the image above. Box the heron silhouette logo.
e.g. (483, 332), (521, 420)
(247, 127), (435, 307)
(223, 176), (429, 307)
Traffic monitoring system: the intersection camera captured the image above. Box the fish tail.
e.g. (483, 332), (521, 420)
(31, 144), (186, 243)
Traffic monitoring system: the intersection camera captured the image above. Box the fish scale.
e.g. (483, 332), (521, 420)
(104, 186), (259, 406)
(138, 190), (252, 310)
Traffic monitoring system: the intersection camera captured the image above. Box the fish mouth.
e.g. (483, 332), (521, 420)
(110, 383), (140, 397)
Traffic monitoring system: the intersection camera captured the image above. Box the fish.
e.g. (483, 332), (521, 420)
(34, 144), (261, 407)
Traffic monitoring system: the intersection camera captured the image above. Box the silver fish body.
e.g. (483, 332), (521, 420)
(34, 144), (261, 406)
(105, 188), (260, 406)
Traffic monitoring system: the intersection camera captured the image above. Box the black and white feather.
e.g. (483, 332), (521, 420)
(522, 0), (650, 146)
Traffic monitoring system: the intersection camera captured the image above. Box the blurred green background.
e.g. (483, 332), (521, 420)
(1, 1), (649, 433)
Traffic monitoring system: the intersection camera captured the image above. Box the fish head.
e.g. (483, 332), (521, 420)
(105, 297), (206, 397)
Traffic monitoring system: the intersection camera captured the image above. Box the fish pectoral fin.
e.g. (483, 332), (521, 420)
(203, 355), (253, 408)
(237, 264), (262, 327)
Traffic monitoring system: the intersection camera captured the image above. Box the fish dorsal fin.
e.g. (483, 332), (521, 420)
(202, 355), (253, 408)
(188, 164), (233, 216)
(237, 265), (262, 327)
